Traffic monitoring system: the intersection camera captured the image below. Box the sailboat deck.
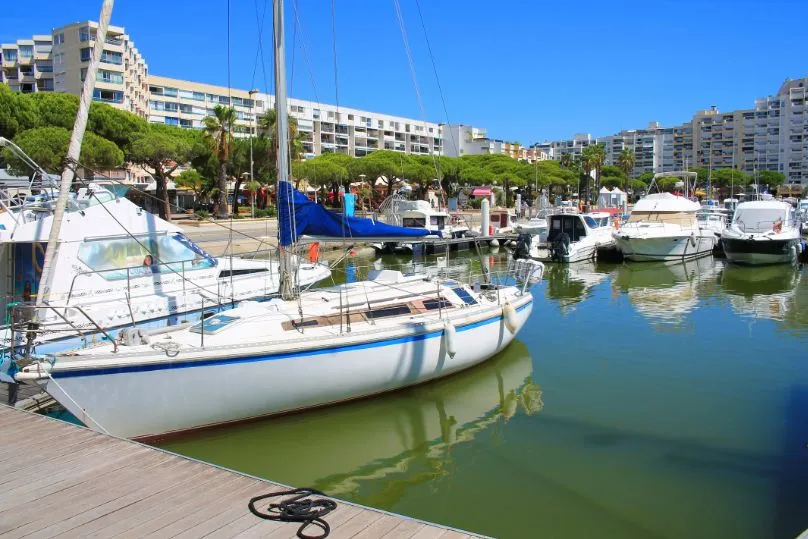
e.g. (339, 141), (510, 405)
(51, 276), (513, 364)
(0, 405), (482, 538)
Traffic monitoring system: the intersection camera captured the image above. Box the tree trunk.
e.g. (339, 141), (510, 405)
(232, 178), (243, 216)
(156, 171), (171, 221)
(216, 161), (228, 218)
(582, 172), (591, 213)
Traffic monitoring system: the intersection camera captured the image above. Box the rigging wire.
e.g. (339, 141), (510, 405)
(391, 0), (443, 199)
(413, 0), (458, 161)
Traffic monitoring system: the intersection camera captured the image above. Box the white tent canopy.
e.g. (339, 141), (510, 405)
(145, 180), (177, 191)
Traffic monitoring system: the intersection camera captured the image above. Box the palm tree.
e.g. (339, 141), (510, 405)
(618, 147), (635, 196)
(580, 144), (606, 211)
(559, 153), (573, 169)
(258, 109), (302, 168)
(203, 105), (236, 218)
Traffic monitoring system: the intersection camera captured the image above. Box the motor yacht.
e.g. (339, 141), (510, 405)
(721, 200), (802, 265)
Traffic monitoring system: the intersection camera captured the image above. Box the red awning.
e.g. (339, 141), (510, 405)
(472, 188), (492, 196)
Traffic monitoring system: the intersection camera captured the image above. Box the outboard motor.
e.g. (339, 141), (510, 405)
(512, 233), (532, 260)
(550, 232), (571, 262)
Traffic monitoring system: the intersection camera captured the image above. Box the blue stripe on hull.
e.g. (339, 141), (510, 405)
(51, 301), (533, 379)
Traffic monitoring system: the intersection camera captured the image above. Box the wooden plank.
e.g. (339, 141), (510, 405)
(349, 514), (408, 538)
(382, 519), (432, 539)
(0, 405), (481, 538)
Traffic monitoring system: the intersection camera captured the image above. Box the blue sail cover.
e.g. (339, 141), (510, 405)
(278, 182), (433, 246)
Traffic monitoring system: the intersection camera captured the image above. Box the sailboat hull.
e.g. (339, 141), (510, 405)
(37, 296), (532, 441)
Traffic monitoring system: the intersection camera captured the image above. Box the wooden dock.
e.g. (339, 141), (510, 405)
(0, 405), (483, 538)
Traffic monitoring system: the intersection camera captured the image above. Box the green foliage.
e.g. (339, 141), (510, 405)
(254, 207), (277, 218)
(709, 168), (749, 188)
(26, 92), (79, 130)
(5, 126), (122, 173)
(195, 210), (211, 220)
(87, 102), (148, 151)
(757, 169), (786, 187)
(0, 84), (38, 139)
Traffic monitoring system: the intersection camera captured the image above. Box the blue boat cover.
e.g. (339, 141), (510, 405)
(277, 182), (432, 246)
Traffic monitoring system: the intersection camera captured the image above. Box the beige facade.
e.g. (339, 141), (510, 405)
(1, 21), (148, 118)
(1, 35), (54, 93)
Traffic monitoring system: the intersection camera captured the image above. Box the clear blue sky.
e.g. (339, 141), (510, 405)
(3, 0), (807, 144)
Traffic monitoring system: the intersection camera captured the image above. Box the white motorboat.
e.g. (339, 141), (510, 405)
(696, 207), (730, 242)
(526, 212), (615, 263)
(373, 195), (469, 253)
(613, 172), (716, 262)
(0, 177), (330, 365)
(721, 200), (802, 265)
(14, 0), (536, 440)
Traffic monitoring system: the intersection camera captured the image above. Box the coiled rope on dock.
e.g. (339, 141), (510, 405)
(248, 488), (337, 539)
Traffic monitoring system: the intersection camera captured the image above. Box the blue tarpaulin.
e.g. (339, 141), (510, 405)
(278, 182), (432, 246)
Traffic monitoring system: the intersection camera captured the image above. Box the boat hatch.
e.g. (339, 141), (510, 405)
(218, 268), (270, 278)
(190, 314), (240, 335)
(452, 287), (478, 305)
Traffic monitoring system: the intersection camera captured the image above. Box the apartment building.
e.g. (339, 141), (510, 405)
(147, 76), (264, 135)
(538, 77), (808, 185)
(441, 125), (547, 162)
(0, 21), (149, 118)
(0, 35), (54, 93)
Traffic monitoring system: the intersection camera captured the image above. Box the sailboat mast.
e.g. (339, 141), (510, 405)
(273, 0), (295, 300)
(35, 0), (115, 310)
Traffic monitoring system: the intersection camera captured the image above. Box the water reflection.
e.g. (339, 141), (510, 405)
(720, 264), (800, 323)
(543, 261), (611, 314)
(158, 341), (540, 502)
(611, 257), (718, 327)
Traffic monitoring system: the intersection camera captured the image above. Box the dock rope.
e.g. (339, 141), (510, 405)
(248, 488), (336, 539)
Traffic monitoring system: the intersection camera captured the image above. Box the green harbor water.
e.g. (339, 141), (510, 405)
(157, 251), (808, 539)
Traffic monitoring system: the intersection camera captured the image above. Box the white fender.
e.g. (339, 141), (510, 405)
(503, 301), (518, 334)
(690, 233), (696, 247)
(444, 321), (457, 358)
(791, 244), (798, 262)
(490, 238), (500, 248)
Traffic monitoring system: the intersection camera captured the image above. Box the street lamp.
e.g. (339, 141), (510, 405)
(248, 88), (258, 218)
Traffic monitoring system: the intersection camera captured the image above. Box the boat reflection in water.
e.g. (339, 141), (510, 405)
(543, 260), (611, 314)
(720, 263), (801, 323)
(158, 340), (540, 501)
(611, 256), (718, 327)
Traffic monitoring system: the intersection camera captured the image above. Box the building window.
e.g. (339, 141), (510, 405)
(180, 119), (193, 128)
(149, 85), (164, 95)
(218, 96), (230, 105)
(162, 87), (178, 97)
(18, 46), (33, 60)
(80, 48), (92, 62)
(193, 91), (205, 101)
(3, 50), (18, 63)
(97, 69), (123, 84)
(79, 27), (92, 42)
(164, 117), (179, 126)
(80, 68), (87, 81)
(53, 33), (64, 45)
(93, 88), (123, 103)
(37, 63), (53, 73)
(313, 109), (320, 119)
(100, 50), (122, 65)
(19, 65), (33, 76)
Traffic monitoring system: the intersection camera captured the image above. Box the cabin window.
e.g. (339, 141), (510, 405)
(403, 217), (426, 228)
(430, 216), (445, 229)
(77, 233), (216, 280)
(584, 216), (598, 228)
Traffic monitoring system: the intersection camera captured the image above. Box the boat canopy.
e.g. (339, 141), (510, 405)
(278, 182), (431, 245)
(633, 193), (700, 213)
(627, 211), (697, 227)
(732, 202), (791, 234)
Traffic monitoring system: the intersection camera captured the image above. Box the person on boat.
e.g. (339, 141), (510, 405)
(142, 254), (159, 274)
(773, 217), (783, 233)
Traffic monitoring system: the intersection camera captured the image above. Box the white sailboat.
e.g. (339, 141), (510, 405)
(15, 0), (537, 440)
